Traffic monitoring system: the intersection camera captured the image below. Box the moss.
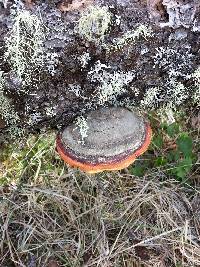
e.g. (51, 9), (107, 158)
(77, 5), (112, 42)
(0, 131), (56, 185)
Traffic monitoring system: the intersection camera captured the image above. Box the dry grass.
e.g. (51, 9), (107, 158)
(0, 107), (200, 267)
(1, 136), (200, 267)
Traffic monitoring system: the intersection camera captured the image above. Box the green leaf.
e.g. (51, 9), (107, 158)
(166, 123), (180, 138)
(154, 156), (167, 167)
(172, 157), (193, 179)
(176, 133), (193, 157)
(130, 165), (146, 177)
(166, 150), (180, 162)
(152, 134), (163, 149)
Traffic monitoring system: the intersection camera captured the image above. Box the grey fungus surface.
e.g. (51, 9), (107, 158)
(56, 107), (152, 173)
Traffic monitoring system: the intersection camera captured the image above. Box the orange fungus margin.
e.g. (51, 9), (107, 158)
(56, 123), (152, 174)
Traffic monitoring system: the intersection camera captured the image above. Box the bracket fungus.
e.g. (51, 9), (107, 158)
(56, 107), (152, 173)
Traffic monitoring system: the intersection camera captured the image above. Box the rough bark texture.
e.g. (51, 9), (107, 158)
(0, 0), (200, 140)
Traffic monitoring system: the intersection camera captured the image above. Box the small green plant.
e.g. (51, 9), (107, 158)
(170, 133), (194, 179)
(0, 132), (57, 185)
(130, 116), (197, 182)
(130, 160), (150, 177)
(78, 5), (111, 43)
(153, 123), (195, 181)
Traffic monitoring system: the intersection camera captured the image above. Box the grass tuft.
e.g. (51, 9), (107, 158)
(1, 169), (200, 266)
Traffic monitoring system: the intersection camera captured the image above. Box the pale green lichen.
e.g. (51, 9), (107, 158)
(140, 78), (190, 110)
(153, 46), (193, 79)
(5, 10), (45, 88)
(193, 87), (200, 106)
(68, 83), (87, 100)
(192, 67), (200, 79)
(78, 52), (91, 68)
(140, 87), (161, 110)
(77, 6), (111, 42)
(106, 24), (152, 51)
(167, 79), (189, 106)
(27, 112), (42, 126)
(45, 52), (59, 76)
(45, 106), (57, 117)
(88, 61), (134, 105)
(157, 106), (176, 125)
(75, 115), (89, 144)
(191, 67), (200, 106)
(0, 71), (19, 124)
(0, 71), (23, 138)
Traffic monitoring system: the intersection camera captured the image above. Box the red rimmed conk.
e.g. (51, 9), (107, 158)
(56, 107), (152, 174)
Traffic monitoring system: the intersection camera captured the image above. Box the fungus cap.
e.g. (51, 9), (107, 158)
(56, 107), (152, 173)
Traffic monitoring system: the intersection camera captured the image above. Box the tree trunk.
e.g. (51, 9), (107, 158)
(0, 0), (199, 140)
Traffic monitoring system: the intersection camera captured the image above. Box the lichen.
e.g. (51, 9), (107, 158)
(68, 83), (86, 99)
(192, 67), (200, 106)
(160, 0), (197, 29)
(27, 112), (43, 126)
(75, 115), (89, 144)
(106, 24), (152, 51)
(140, 87), (161, 110)
(157, 105), (176, 125)
(140, 78), (190, 110)
(0, 71), (23, 138)
(88, 61), (135, 105)
(166, 79), (189, 107)
(78, 52), (91, 68)
(5, 10), (45, 89)
(153, 46), (193, 79)
(45, 52), (59, 76)
(77, 5), (112, 42)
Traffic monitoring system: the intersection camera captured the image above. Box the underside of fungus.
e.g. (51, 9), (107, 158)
(56, 107), (152, 173)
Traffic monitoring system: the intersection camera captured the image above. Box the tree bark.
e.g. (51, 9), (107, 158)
(0, 0), (199, 140)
